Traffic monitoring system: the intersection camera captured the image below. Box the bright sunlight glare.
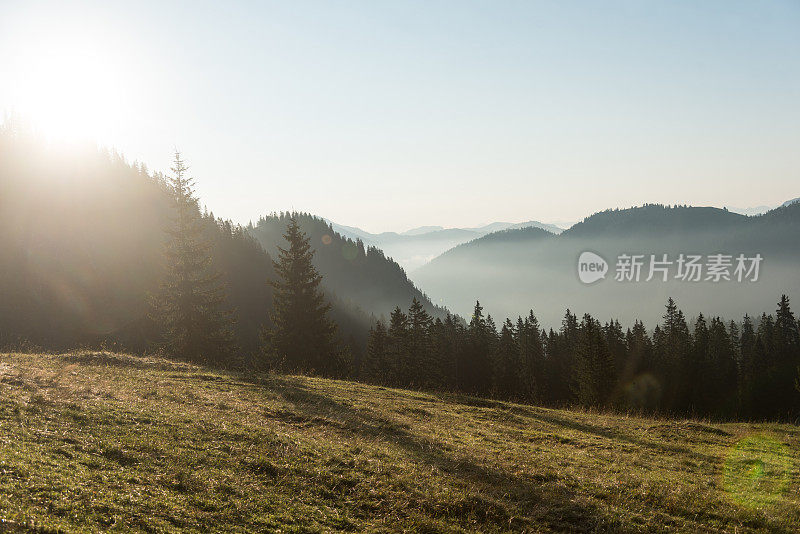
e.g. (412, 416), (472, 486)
(2, 15), (139, 147)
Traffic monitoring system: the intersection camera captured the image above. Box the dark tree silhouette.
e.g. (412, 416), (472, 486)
(571, 314), (614, 407)
(463, 301), (495, 395)
(150, 152), (235, 363)
(363, 321), (387, 383)
(406, 297), (433, 387)
(262, 215), (338, 374)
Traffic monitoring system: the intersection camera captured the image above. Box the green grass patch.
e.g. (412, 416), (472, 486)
(0, 351), (798, 532)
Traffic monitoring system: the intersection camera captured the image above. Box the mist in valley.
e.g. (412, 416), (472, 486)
(413, 205), (800, 329)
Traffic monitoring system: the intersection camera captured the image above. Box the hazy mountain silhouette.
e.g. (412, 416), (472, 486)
(720, 196), (799, 216)
(327, 220), (563, 271)
(728, 205), (773, 216)
(413, 204), (800, 327)
(248, 213), (447, 322)
(401, 225), (445, 236)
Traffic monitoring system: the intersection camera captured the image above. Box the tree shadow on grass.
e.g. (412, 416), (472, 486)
(261, 376), (623, 533)
(516, 407), (720, 463)
(429, 390), (720, 464)
(59, 351), (193, 372)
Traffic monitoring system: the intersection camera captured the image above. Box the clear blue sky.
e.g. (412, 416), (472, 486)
(1, 0), (798, 232)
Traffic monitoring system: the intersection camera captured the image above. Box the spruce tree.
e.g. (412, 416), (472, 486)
(263, 216), (337, 374)
(364, 320), (387, 383)
(603, 319), (626, 403)
(386, 306), (409, 386)
(437, 314), (463, 390)
(706, 317), (737, 417)
(151, 152), (234, 364)
(775, 295), (800, 348)
(624, 320), (658, 412)
(691, 314), (710, 413)
(462, 301), (494, 395)
(407, 298), (433, 386)
(738, 315), (757, 417)
(549, 310), (579, 404)
(773, 295), (800, 416)
(495, 319), (521, 398)
(428, 317), (448, 388)
(516, 317), (530, 398)
(654, 298), (691, 414)
(518, 311), (544, 402)
(571, 314), (614, 407)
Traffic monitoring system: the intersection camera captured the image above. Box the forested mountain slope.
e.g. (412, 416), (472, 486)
(0, 126), (371, 357)
(248, 213), (448, 321)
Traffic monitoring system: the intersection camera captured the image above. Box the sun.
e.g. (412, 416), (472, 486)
(3, 21), (136, 146)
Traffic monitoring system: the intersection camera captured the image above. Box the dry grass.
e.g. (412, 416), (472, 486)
(0, 351), (798, 532)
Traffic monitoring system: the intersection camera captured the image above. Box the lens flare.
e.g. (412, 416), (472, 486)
(722, 434), (793, 508)
(622, 373), (662, 411)
(341, 242), (358, 261)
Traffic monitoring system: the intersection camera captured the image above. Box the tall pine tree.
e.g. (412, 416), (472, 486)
(494, 319), (521, 398)
(462, 301), (495, 395)
(518, 311), (544, 402)
(773, 295), (800, 417)
(386, 306), (409, 386)
(263, 215), (338, 374)
(571, 314), (614, 407)
(151, 152), (235, 364)
(653, 298), (691, 414)
(406, 297), (433, 387)
(363, 320), (387, 383)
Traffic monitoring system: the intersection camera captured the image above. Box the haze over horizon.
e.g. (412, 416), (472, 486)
(1, 0), (798, 233)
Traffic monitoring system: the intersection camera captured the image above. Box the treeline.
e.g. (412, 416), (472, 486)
(362, 297), (800, 421)
(3, 121), (800, 421)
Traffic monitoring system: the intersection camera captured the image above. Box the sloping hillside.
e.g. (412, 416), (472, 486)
(427, 226), (556, 263)
(248, 213), (447, 321)
(0, 128), (372, 357)
(414, 204), (800, 326)
(1, 351), (798, 532)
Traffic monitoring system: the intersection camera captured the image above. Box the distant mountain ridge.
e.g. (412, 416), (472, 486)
(325, 219), (564, 271)
(326, 198), (799, 272)
(402, 225), (444, 236)
(727, 205), (773, 216)
(432, 226), (556, 261)
(726, 196), (800, 216)
(413, 203), (800, 328)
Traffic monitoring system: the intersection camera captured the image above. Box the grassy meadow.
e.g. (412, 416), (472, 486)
(0, 351), (798, 532)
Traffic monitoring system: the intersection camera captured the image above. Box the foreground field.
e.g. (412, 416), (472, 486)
(0, 352), (798, 532)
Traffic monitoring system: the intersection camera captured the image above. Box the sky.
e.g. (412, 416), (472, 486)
(1, 0), (798, 233)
